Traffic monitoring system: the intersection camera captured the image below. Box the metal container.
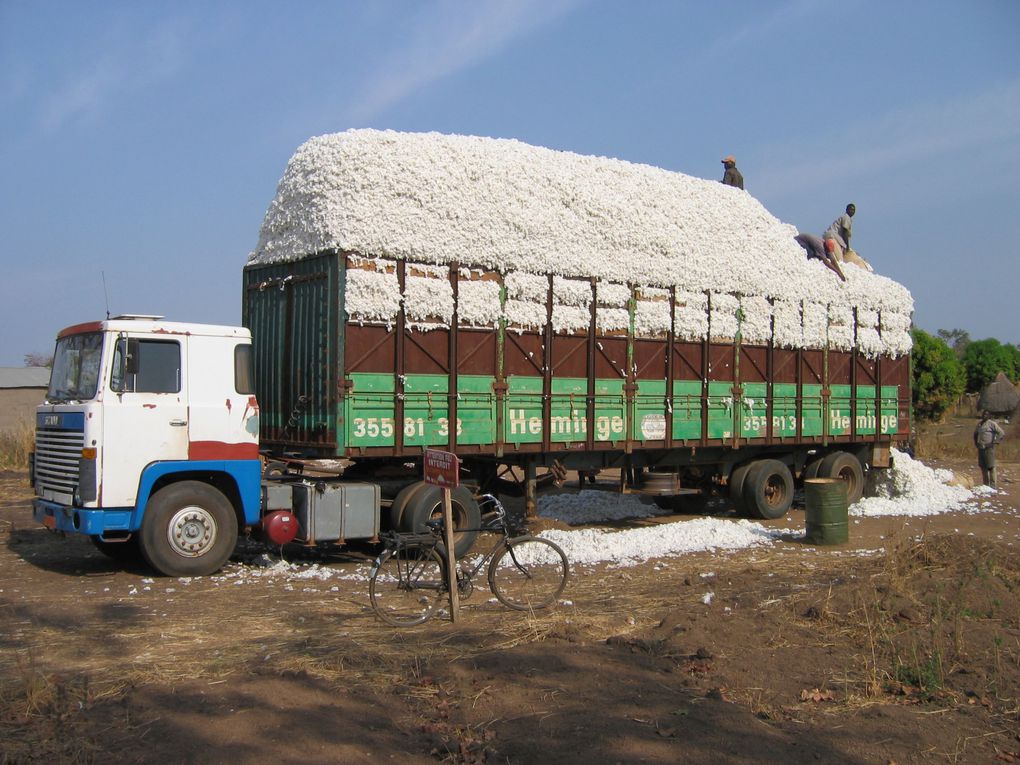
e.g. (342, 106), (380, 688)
(292, 481), (380, 543)
(804, 478), (849, 545)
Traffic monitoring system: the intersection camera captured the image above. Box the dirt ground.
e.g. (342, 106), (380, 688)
(2, 454), (1019, 765)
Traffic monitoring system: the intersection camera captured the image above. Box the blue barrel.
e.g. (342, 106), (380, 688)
(804, 478), (848, 545)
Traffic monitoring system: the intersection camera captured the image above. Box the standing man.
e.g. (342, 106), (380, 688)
(824, 203), (855, 262)
(721, 155), (744, 190)
(974, 410), (1005, 487)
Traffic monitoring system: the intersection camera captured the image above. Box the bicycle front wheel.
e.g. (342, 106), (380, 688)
(488, 536), (568, 611)
(370, 546), (447, 626)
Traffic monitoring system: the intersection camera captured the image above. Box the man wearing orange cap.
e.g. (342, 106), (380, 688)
(721, 155), (744, 190)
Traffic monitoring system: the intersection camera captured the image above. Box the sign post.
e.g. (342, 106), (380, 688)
(423, 449), (460, 622)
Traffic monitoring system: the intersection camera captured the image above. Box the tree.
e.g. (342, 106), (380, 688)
(936, 328), (970, 359)
(23, 352), (53, 368)
(962, 338), (1020, 393)
(911, 328), (965, 421)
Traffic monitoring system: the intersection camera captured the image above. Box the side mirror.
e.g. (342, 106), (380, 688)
(111, 337), (139, 393)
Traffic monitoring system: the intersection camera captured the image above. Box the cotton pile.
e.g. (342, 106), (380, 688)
(250, 130), (913, 357)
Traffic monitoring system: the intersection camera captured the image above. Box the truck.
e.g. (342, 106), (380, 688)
(31, 130), (914, 577)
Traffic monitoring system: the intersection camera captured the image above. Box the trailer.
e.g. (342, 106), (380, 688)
(32, 130), (913, 576)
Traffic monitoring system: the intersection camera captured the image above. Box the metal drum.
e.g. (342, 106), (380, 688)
(804, 478), (849, 545)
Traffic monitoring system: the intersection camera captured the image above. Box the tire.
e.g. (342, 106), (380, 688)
(729, 463), (753, 515)
(404, 485), (481, 558)
(90, 535), (144, 564)
(803, 457), (824, 481)
(369, 546), (446, 627)
(139, 482), (238, 577)
(742, 459), (794, 520)
(488, 536), (569, 611)
(389, 481), (430, 531)
(817, 452), (865, 504)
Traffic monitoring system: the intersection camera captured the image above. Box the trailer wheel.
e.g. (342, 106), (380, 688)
(729, 463), (753, 516)
(817, 452), (865, 504)
(404, 485), (481, 558)
(389, 481), (430, 531)
(803, 457), (824, 481)
(140, 482), (238, 577)
(742, 460), (794, 520)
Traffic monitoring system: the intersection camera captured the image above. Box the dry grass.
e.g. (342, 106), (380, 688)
(0, 422), (33, 471)
(914, 411), (1018, 462)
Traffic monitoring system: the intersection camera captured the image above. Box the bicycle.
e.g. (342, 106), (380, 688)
(369, 494), (569, 627)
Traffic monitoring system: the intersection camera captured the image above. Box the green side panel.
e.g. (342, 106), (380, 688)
(672, 380), (702, 441)
(739, 382), (768, 438)
(457, 375), (497, 445)
(707, 381), (735, 439)
(505, 376), (543, 444)
(801, 384), (824, 437)
(549, 377), (588, 444)
(828, 384), (853, 436)
(855, 385), (878, 435)
(595, 378), (627, 443)
(772, 383), (799, 437)
(633, 380), (666, 442)
(346, 373), (396, 448)
(403, 374), (450, 447)
(243, 254), (339, 451)
(881, 384), (900, 434)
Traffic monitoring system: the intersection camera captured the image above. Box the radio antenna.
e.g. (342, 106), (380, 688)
(102, 271), (111, 319)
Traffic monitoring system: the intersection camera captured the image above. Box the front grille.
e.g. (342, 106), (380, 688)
(35, 427), (84, 497)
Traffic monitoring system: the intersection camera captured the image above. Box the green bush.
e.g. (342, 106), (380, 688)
(911, 329), (965, 421)
(962, 339), (1020, 393)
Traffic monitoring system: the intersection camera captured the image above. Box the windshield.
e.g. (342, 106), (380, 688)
(48, 332), (104, 402)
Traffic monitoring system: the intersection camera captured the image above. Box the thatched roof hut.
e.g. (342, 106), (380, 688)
(978, 371), (1020, 416)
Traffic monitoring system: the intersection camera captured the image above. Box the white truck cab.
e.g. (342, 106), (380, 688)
(33, 316), (263, 575)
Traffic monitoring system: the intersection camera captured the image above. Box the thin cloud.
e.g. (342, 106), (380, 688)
(757, 79), (1020, 201)
(347, 0), (582, 123)
(41, 21), (190, 132)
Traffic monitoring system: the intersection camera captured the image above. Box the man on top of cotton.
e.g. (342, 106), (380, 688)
(824, 203), (855, 262)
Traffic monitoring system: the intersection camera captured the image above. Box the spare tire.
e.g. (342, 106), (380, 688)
(403, 485), (481, 558)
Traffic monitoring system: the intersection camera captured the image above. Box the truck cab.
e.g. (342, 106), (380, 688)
(32, 316), (263, 575)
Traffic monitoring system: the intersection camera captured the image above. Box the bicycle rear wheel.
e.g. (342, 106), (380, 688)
(488, 536), (568, 611)
(370, 546), (447, 626)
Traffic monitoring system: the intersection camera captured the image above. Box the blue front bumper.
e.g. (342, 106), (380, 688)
(33, 499), (133, 535)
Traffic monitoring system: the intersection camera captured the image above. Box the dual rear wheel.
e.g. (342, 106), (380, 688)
(730, 451), (865, 520)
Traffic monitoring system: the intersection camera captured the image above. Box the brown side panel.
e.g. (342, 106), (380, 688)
(856, 356), (878, 386)
(773, 348), (797, 384)
(633, 338), (667, 380)
(404, 328), (450, 375)
(708, 343), (733, 381)
(504, 332), (544, 376)
(802, 349), (824, 386)
(596, 337), (629, 379)
(457, 328), (498, 375)
(673, 342), (704, 381)
(551, 334), (588, 378)
(739, 345), (767, 384)
(345, 325), (397, 373)
(829, 350), (852, 386)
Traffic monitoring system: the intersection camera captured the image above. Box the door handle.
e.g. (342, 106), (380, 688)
(169, 419), (188, 427)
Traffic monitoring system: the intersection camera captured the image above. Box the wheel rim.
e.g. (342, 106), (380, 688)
(764, 475), (788, 508)
(836, 467), (859, 498)
(166, 505), (217, 558)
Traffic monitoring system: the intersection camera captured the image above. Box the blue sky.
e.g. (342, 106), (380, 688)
(1, 0), (1018, 365)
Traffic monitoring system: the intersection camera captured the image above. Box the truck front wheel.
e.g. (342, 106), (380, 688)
(140, 482), (238, 577)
